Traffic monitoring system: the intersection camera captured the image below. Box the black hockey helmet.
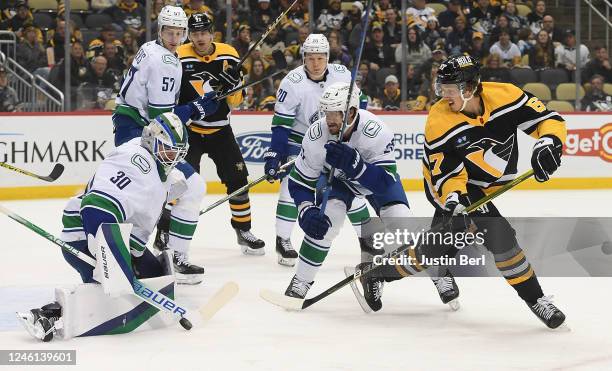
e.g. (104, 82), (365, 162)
(435, 54), (481, 97)
(188, 13), (213, 33)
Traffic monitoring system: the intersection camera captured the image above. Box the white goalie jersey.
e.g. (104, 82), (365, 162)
(291, 109), (397, 197)
(271, 64), (351, 145)
(115, 41), (182, 125)
(61, 141), (182, 257)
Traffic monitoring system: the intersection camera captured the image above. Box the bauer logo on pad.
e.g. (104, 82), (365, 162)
(235, 131), (272, 164)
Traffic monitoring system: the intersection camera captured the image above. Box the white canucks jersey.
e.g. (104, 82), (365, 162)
(289, 110), (397, 197)
(61, 141), (178, 257)
(272, 64), (351, 146)
(115, 41), (182, 126)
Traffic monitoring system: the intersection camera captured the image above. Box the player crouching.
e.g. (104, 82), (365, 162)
(17, 113), (190, 341)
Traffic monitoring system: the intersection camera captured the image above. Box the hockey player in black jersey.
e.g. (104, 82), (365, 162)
(155, 13), (265, 256)
(363, 55), (567, 329)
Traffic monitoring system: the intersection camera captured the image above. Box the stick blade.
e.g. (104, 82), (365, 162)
(198, 281), (239, 322)
(259, 289), (304, 311)
(42, 163), (65, 182)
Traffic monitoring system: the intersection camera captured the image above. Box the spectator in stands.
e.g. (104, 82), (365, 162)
(328, 30), (351, 66)
(529, 29), (555, 71)
(91, 0), (118, 11)
(503, 1), (528, 32)
(214, 0), (248, 41)
(358, 62), (378, 98)
(237, 86), (258, 111)
(480, 53), (511, 82)
(401, 64), (423, 104)
(437, 0), (463, 35)
(246, 58), (273, 99)
(374, 0), (394, 22)
(447, 16), (472, 55)
(103, 41), (126, 77)
(233, 24), (251, 58)
(422, 16), (443, 50)
(2, 1), (34, 39)
(419, 42), (447, 81)
(377, 74), (401, 111)
(468, 0), (501, 36)
(489, 14), (516, 44)
(51, 41), (89, 107)
(464, 31), (488, 62)
(87, 24), (124, 62)
(406, 0), (435, 32)
(0, 67), (19, 112)
(489, 29), (521, 68)
(316, 0), (344, 33)
(364, 22), (395, 71)
(281, 0), (309, 44)
(382, 8), (401, 46)
(121, 31), (139, 59)
(583, 46), (612, 83)
(106, 0), (146, 37)
(253, 0), (278, 37)
(541, 15), (563, 44)
(343, 1), (364, 35)
(555, 29), (590, 78)
(528, 0), (546, 34)
(516, 27), (534, 55)
(582, 74), (612, 111)
(183, 0), (213, 19)
(395, 26), (431, 73)
(46, 19), (79, 66)
(415, 61), (441, 110)
(79, 55), (118, 109)
(16, 23), (47, 75)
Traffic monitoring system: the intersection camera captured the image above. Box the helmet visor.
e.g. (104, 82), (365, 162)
(434, 81), (463, 98)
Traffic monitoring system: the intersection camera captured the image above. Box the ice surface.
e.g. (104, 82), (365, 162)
(1, 190), (611, 370)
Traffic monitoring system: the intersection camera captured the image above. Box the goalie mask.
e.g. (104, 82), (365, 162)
(142, 112), (189, 175)
(435, 54), (481, 112)
(319, 82), (361, 134)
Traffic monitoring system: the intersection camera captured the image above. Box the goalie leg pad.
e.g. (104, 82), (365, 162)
(94, 223), (136, 297)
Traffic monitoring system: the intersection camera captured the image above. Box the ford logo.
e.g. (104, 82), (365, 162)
(235, 131), (271, 164)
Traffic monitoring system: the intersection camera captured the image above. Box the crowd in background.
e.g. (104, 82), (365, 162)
(0, 0), (611, 112)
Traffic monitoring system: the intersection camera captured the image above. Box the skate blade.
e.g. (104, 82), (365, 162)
(15, 312), (45, 341)
(551, 322), (572, 332)
(344, 266), (373, 314)
(447, 299), (461, 311)
(176, 273), (203, 285)
(259, 289), (304, 311)
(277, 255), (296, 267)
(240, 245), (265, 256)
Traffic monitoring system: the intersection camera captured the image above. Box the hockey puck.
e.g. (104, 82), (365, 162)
(179, 317), (193, 330)
(601, 241), (612, 255)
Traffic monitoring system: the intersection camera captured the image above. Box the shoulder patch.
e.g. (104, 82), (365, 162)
(131, 153), (152, 174)
(332, 64), (348, 73)
(162, 54), (179, 67)
(287, 72), (303, 84)
(362, 120), (382, 138)
(307, 122), (323, 141)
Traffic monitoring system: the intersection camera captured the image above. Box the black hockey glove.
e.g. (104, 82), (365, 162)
(210, 65), (242, 95)
(531, 135), (562, 182)
(442, 191), (471, 233)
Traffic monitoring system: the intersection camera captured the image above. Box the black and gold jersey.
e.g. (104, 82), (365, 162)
(177, 42), (244, 134)
(423, 82), (567, 209)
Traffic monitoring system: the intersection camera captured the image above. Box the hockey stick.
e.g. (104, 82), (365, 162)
(319, 0), (374, 215)
(260, 169), (535, 311)
(0, 162), (64, 182)
(199, 157), (296, 216)
(0, 204), (237, 330)
(216, 50), (288, 100)
(234, 0), (299, 72)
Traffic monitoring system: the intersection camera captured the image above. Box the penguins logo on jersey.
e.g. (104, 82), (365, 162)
(465, 136), (515, 177)
(189, 70), (217, 96)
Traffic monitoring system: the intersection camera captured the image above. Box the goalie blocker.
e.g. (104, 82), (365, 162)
(17, 223), (178, 342)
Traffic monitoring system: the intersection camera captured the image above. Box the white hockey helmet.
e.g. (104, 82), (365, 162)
(319, 82), (361, 129)
(301, 33), (330, 60)
(158, 5), (188, 43)
(142, 112), (189, 174)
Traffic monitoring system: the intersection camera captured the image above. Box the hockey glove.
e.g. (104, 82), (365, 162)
(298, 203), (331, 240)
(191, 91), (220, 120)
(324, 142), (365, 179)
(263, 151), (284, 183)
(531, 135), (562, 182)
(210, 66), (242, 95)
(442, 191), (471, 234)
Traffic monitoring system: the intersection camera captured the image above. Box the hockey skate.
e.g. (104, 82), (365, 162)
(173, 251), (204, 285)
(345, 263), (384, 313)
(276, 236), (297, 266)
(528, 295), (566, 329)
(16, 302), (62, 342)
(431, 271), (460, 311)
(235, 229), (265, 255)
(284, 274), (313, 299)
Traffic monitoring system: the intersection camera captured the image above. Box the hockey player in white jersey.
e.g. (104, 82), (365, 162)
(264, 33), (373, 267)
(17, 113), (189, 341)
(283, 83), (458, 312)
(113, 5), (218, 283)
